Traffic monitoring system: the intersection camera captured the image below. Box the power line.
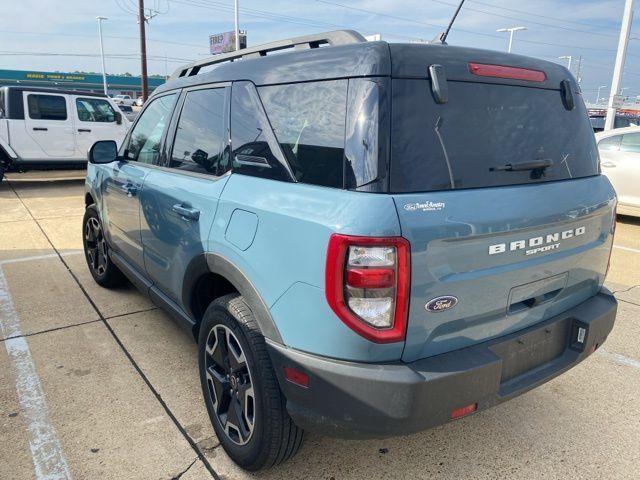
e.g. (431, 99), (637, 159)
(427, 0), (619, 38)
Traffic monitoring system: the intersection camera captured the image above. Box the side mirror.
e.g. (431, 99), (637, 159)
(114, 110), (123, 125)
(88, 140), (118, 164)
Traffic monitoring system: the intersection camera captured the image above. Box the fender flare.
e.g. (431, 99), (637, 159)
(182, 253), (283, 344)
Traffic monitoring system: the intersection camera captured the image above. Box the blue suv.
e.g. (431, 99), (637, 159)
(83, 31), (618, 470)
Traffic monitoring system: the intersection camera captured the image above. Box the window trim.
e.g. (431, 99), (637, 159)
(26, 93), (68, 121)
(119, 90), (180, 166)
(75, 96), (117, 123)
(163, 83), (231, 179)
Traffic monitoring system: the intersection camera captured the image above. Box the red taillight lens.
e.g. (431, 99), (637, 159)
(325, 234), (410, 343)
(450, 403), (477, 420)
(468, 62), (546, 82)
(605, 203), (617, 278)
(283, 366), (309, 388)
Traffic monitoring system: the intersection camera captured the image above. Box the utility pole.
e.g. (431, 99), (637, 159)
(497, 26), (527, 53)
(138, 0), (149, 102)
(234, 0), (240, 51)
(96, 16), (109, 95)
(605, 0), (634, 131)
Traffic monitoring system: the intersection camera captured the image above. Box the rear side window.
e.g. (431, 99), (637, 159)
(621, 133), (640, 153)
(27, 94), (67, 120)
(259, 80), (347, 188)
(391, 80), (599, 192)
(76, 97), (116, 122)
(598, 135), (621, 151)
(170, 88), (227, 175)
(230, 81), (292, 182)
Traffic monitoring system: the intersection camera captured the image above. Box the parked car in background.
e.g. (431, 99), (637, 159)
(0, 86), (130, 181)
(597, 126), (640, 217)
(117, 104), (137, 122)
(83, 30), (617, 471)
(113, 94), (135, 106)
(589, 113), (639, 132)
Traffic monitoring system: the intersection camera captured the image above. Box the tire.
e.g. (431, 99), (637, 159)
(198, 294), (303, 471)
(82, 205), (126, 288)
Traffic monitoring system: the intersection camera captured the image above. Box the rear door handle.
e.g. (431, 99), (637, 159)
(601, 161), (616, 168)
(78, 128), (92, 132)
(172, 204), (200, 221)
(32, 127), (48, 131)
(121, 183), (138, 197)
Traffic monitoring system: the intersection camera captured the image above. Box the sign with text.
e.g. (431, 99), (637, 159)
(209, 31), (247, 55)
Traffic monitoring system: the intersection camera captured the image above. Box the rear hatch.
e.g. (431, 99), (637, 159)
(388, 45), (616, 362)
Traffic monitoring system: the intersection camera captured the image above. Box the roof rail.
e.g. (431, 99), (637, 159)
(169, 30), (366, 80)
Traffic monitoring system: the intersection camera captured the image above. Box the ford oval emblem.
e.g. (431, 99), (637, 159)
(425, 296), (458, 313)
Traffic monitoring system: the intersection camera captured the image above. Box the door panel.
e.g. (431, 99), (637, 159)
(141, 171), (229, 303)
(140, 86), (229, 305)
(102, 161), (148, 269)
(73, 96), (129, 158)
(22, 92), (76, 159)
(102, 92), (178, 272)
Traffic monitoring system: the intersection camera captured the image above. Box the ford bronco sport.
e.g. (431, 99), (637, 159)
(83, 31), (618, 470)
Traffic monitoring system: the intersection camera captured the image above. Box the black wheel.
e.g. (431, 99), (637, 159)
(82, 205), (125, 288)
(198, 294), (303, 471)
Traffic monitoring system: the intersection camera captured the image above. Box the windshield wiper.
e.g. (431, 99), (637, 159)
(490, 159), (554, 172)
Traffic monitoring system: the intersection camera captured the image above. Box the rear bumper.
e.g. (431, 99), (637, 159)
(267, 291), (617, 438)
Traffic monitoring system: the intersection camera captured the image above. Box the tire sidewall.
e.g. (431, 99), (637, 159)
(198, 301), (268, 467)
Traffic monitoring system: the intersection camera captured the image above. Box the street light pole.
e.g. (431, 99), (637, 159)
(496, 26), (527, 53)
(605, 0), (634, 131)
(234, 0), (240, 51)
(96, 16), (108, 95)
(597, 85), (607, 104)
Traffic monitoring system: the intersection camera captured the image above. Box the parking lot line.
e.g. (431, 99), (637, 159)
(0, 251), (82, 267)
(0, 267), (72, 480)
(613, 244), (640, 254)
(598, 348), (640, 369)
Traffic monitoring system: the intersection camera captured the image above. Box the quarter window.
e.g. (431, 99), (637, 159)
(125, 93), (177, 164)
(620, 133), (640, 154)
(76, 97), (116, 123)
(27, 94), (67, 120)
(230, 81), (291, 182)
(598, 135), (622, 152)
(170, 88), (227, 175)
(259, 80), (347, 188)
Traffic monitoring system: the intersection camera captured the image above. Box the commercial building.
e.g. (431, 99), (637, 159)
(0, 69), (165, 98)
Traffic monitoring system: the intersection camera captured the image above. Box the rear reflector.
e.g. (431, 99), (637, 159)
(283, 367), (309, 388)
(450, 403), (477, 420)
(468, 63), (546, 82)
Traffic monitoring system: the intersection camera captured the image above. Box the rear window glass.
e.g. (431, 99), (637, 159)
(621, 133), (640, 153)
(391, 80), (599, 193)
(259, 80), (347, 188)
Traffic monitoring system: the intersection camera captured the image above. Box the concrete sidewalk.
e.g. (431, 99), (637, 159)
(1, 178), (638, 479)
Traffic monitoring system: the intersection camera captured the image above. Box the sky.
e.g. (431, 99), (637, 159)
(0, 0), (638, 103)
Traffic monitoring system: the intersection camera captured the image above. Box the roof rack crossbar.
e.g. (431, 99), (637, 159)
(169, 30), (366, 80)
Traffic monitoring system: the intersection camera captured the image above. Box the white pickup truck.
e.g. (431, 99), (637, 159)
(0, 86), (130, 180)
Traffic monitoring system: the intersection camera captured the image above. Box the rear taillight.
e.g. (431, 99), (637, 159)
(325, 234), (410, 343)
(468, 62), (546, 82)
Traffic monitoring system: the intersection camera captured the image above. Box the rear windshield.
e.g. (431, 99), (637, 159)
(391, 80), (599, 193)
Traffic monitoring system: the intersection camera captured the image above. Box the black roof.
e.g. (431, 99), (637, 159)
(154, 36), (575, 98)
(1, 85), (107, 98)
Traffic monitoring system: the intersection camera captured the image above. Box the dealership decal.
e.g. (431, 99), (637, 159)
(404, 201), (445, 212)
